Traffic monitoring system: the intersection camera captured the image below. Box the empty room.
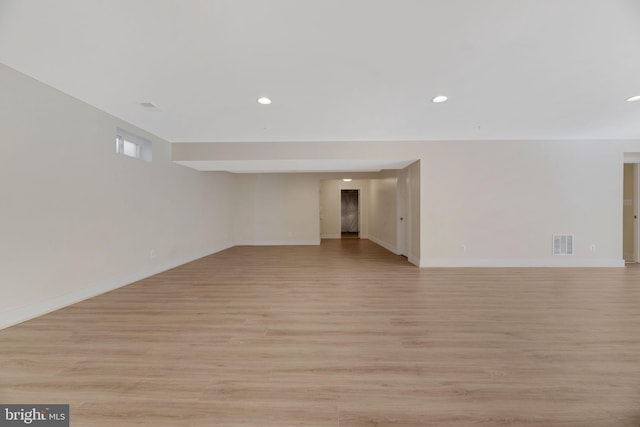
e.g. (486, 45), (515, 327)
(1, 1), (640, 426)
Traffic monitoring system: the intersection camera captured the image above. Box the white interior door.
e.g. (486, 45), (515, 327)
(633, 163), (640, 262)
(397, 172), (409, 257)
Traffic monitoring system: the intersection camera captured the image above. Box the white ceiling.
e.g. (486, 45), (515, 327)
(1, 1), (640, 172)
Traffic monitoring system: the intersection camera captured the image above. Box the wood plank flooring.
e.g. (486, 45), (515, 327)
(1, 239), (640, 426)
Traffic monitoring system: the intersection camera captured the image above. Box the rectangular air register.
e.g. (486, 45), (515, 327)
(553, 234), (574, 255)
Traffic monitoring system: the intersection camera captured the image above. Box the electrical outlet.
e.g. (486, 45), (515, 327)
(589, 244), (596, 253)
(461, 244), (467, 253)
(287, 231), (293, 237)
(149, 249), (156, 260)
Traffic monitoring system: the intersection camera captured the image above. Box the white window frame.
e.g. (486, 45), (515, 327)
(115, 128), (152, 162)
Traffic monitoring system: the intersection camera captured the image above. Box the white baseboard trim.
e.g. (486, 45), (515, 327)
(419, 258), (626, 268)
(408, 255), (421, 267)
(0, 243), (234, 330)
(368, 235), (399, 255)
(235, 240), (321, 246)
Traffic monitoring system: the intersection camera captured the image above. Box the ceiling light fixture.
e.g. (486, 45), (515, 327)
(257, 96), (272, 105)
(342, 178), (352, 182)
(626, 95), (640, 102)
(432, 95), (448, 103)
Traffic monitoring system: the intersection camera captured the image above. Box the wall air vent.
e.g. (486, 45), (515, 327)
(553, 234), (574, 255)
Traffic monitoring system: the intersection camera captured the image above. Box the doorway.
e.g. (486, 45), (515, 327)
(341, 189), (359, 239)
(623, 162), (639, 263)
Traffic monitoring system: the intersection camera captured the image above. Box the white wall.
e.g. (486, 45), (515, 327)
(3, 59), (637, 332)
(420, 141), (623, 266)
(368, 177), (398, 253)
(319, 172), (420, 266)
(176, 140), (638, 267)
(0, 63), (235, 328)
(233, 174), (320, 245)
(319, 179), (369, 239)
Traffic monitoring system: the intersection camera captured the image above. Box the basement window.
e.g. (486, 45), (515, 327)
(115, 128), (152, 162)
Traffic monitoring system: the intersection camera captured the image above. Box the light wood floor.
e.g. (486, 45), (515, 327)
(2, 240), (640, 426)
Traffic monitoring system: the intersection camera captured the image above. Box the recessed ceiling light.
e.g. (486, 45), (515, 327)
(257, 97), (272, 105)
(626, 95), (640, 102)
(432, 95), (448, 103)
(342, 178), (352, 182)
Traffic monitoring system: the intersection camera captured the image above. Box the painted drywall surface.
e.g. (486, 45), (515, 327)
(233, 174), (320, 245)
(420, 141), (623, 266)
(623, 164), (635, 260)
(368, 178), (398, 253)
(182, 140), (636, 266)
(2, 52), (635, 287)
(0, 63), (235, 327)
(173, 141), (416, 162)
(319, 179), (369, 239)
